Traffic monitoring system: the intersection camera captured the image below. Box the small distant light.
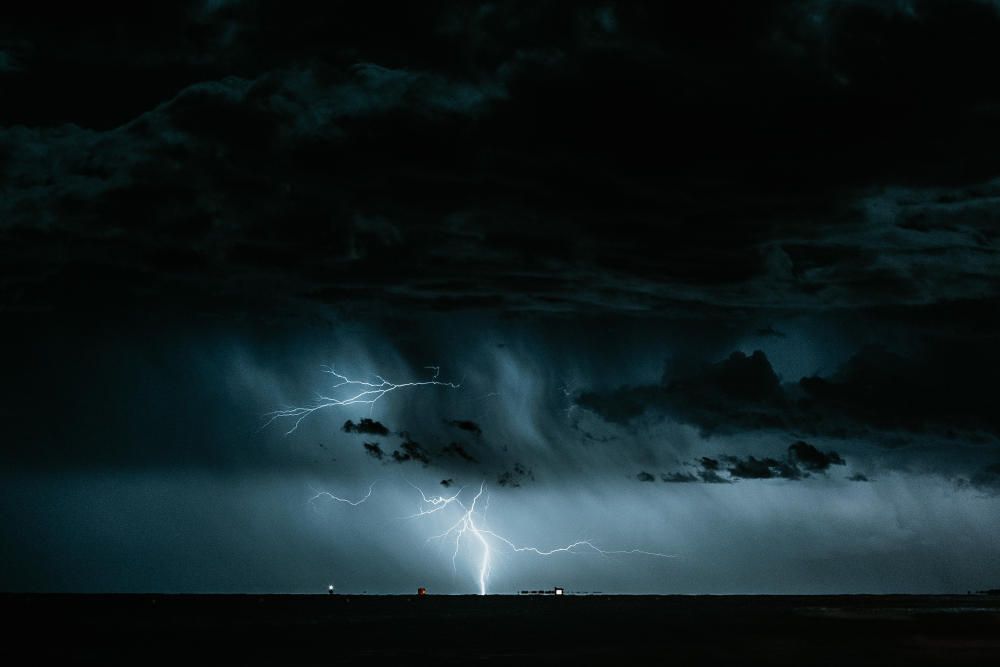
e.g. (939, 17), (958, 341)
(554, 587), (564, 596)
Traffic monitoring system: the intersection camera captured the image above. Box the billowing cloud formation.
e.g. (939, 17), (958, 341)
(391, 439), (431, 465)
(788, 441), (846, 472)
(725, 455), (802, 481)
(797, 343), (1000, 437)
(362, 442), (384, 460)
(578, 341), (1000, 444)
(3, 2), (1000, 320)
(654, 443), (846, 484)
(579, 350), (785, 432)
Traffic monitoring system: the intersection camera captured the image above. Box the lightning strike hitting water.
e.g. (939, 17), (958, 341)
(407, 481), (675, 595)
(266, 366), (460, 434)
(274, 363), (671, 593)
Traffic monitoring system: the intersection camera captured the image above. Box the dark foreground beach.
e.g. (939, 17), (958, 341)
(4, 593), (998, 665)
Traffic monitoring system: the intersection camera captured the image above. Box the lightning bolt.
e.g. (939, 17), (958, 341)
(408, 481), (675, 595)
(266, 366), (460, 435)
(309, 481), (377, 507)
(275, 364), (670, 593)
(408, 482), (492, 595)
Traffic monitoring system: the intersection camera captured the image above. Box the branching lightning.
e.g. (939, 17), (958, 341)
(276, 363), (672, 594)
(406, 481), (675, 595)
(309, 481), (377, 507)
(308, 478), (673, 594)
(266, 366), (460, 434)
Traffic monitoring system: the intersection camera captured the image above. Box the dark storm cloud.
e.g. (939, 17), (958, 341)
(796, 342), (1000, 438)
(697, 470), (732, 485)
(0, 1), (994, 487)
(578, 340), (1000, 446)
(788, 441), (845, 472)
(680, 456), (732, 484)
(2, 1), (1000, 321)
(342, 419), (390, 437)
(576, 350), (786, 433)
(660, 472), (698, 483)
(362, 442), (384, 461)
(636, 471), (656, 482)
(683, 458), (733, 484)
(699, 457), (721, 471)
(391, 439), (431, 465)
(654, 444), (845, 484)
(723, 456), (802, 481)
(967, 463), (1000, 494)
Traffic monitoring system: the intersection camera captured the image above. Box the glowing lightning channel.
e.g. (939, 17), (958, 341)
(415, 482), (492, 594)
(309, 481), (378, 507)
(410, 481), (675, 595)
(266, 366), (460, 435)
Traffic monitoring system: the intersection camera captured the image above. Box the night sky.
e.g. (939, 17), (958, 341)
(2, 1), (999, 594)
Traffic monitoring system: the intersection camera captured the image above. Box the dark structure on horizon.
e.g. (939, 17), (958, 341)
(520, 587), (564, 596)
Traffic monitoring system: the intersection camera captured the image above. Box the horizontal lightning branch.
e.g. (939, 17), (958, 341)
(409, 481), (675, 595)
(266, 366), (460, 435)
(309, 480), (673, 595)
(309, 481), (377, 507)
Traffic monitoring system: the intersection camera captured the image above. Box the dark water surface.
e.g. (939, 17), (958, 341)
(4, 594), (999, 665)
